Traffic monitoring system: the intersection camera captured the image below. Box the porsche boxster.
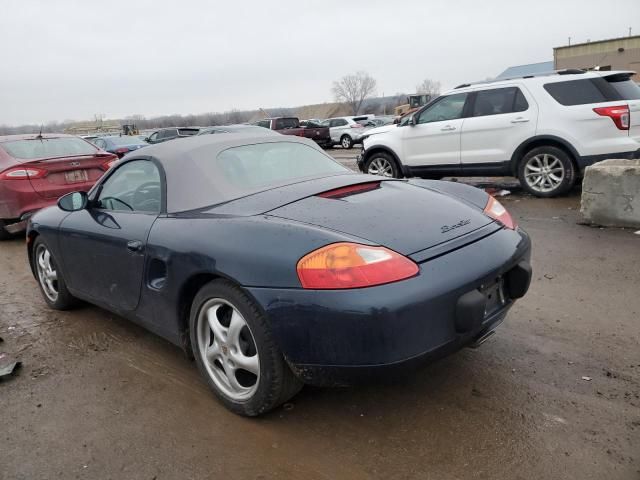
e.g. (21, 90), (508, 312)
(27, 134), (532, 416)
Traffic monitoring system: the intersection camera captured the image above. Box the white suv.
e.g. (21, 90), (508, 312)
(322, 116), (372, 149)
(358, 70), (640, 197)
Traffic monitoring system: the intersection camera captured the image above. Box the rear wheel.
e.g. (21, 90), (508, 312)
(517, 146), (576, 197)
(365, 152), (401, 178)
(33, 238), (77, 310)
(189, 279), (302, 416)
(0, 221), (14, 241)
(340, 135), (354, 149)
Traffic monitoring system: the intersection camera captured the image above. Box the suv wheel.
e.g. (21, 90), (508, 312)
(340, 135), (353, 149)
(518, 146), (576, 197)
(365, 152), (401, 178)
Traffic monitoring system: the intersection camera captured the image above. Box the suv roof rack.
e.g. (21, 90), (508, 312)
(454, 69), (588, 89)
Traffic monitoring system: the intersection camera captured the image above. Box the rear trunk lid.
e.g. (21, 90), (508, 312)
(267, 180), (493, 255)
(26, 154), (111, 198)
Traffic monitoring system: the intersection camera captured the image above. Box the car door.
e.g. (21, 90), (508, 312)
(330, 118), (348, 143)
(401, 92), (469, 166)
(460, 86), (538, 165)
(58, 159), (162, 311)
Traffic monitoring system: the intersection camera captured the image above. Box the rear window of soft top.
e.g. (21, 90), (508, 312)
(0, 137), (98, 160)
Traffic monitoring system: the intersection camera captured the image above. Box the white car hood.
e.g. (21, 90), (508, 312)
(364, 124), (397, 137)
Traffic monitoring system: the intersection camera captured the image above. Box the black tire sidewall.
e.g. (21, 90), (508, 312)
(340, 135), (353, 149)
(365, 152), (401, 178)
(32, 237), (76, 310)
(518, 146), (576, 197)
(189, 279), (298, 416)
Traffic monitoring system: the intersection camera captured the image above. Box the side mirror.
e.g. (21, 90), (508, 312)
(58, 191), (88, 212)
(409, 115), (417, 126)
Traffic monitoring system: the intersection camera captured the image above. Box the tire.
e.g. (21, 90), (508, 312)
(189, 279), (302, 416)
(364, 152), (401, 178)
(340, 135), (353, 149)
(33, 237), (78, 310)
(0, 221), (14, 241)
(517, 146), (576, 197)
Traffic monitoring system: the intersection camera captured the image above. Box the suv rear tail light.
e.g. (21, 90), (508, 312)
(297, 242), (419, 289)
(0, 166), (48, 180)
(593, 105), (630, 130)
(484, 196), (516, 230)
(351, 124), (363, 128)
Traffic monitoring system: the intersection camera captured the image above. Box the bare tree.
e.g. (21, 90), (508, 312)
(416, 78), (441, 97)
(332, 71), (377, 115)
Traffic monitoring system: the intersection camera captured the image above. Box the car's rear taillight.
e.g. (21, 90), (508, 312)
(351, 124), (363, 128)
(297, 242), (419, 289)
(0, 166), (48, 180)
(484, 196), (516, 230)
(101, 158), (118, 171)
(593, 105), (630, 130)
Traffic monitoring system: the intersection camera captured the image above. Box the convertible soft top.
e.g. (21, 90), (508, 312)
(126, 133), (343, 213)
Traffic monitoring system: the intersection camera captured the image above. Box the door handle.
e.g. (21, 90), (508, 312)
(511, 117), (530, 123)
(441, 125), (456, 131)
(127, 240), (144, 253)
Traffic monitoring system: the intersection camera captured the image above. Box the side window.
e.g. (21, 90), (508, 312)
(255, 120), (271, 129)
(417, 93), (468, 124)
(98, 160), (162, 213)
(332, 119), (348, 127)
(472, 87), (528, 117)
(513, 88), (529, 112)
(543, 79), (612, 106)
(159, 129), (176, 140)
(148, 132), (158, 142)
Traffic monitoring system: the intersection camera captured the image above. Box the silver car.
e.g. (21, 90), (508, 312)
(321, 116), (372, 149)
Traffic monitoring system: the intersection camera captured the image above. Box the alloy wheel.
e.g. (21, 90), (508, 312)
(341, 136), (352, 148)
(35, 244), (59, 302)
(367, 157), (394, 177)
(524, 153), (565, 193)
(196, 298), (260, 401)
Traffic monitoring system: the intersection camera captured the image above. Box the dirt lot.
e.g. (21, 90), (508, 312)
(1, 150), (639, 479)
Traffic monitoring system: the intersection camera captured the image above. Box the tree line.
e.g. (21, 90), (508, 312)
(0, 73), (440, 134)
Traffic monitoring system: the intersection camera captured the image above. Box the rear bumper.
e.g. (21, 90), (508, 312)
(247, 227), (532, 385)
(578, 148), (640, 168)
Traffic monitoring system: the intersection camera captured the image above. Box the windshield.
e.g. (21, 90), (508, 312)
(0, 137), (98, 159)
(171, 141), (349, 212)
(107, 136), (148, 146)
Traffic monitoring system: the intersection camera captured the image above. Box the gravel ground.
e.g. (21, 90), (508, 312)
(1, 150), (638, 479)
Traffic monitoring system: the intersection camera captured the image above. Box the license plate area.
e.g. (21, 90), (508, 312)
(481, 278), (506, 318)
(64, 170), (89, 183)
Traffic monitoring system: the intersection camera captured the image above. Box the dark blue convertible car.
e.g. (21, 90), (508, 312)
(27, 134), (531, 416)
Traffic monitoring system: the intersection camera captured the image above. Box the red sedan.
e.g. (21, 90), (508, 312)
(0, 134), (117, 238)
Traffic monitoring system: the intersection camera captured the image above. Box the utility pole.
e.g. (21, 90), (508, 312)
(568, 36), (571, 46)
(629, 27), (632, 37)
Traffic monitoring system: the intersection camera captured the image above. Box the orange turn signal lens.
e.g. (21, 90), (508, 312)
(297, 242), (419, 289)
(484, 196), (516, 230)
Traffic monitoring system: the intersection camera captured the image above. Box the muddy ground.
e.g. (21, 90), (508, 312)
(1, 151), (639, 479)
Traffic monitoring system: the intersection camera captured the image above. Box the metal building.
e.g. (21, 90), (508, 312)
(554, 35), (640, 80)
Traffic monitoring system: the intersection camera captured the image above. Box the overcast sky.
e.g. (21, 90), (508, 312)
(0, 0), (638, 125)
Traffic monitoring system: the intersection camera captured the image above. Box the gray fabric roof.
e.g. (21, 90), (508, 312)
(126, 133), (330, 213)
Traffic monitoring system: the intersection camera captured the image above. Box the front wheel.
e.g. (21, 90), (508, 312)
(340, 135), (354, 149)
(364, 152), (401, 178)
(189, 280), (302, 416)
(33, 238), (78, 310)
(517, 146), (576, 197)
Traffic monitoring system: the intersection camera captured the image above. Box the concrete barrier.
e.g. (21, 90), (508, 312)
(580, 159), (640, 228)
